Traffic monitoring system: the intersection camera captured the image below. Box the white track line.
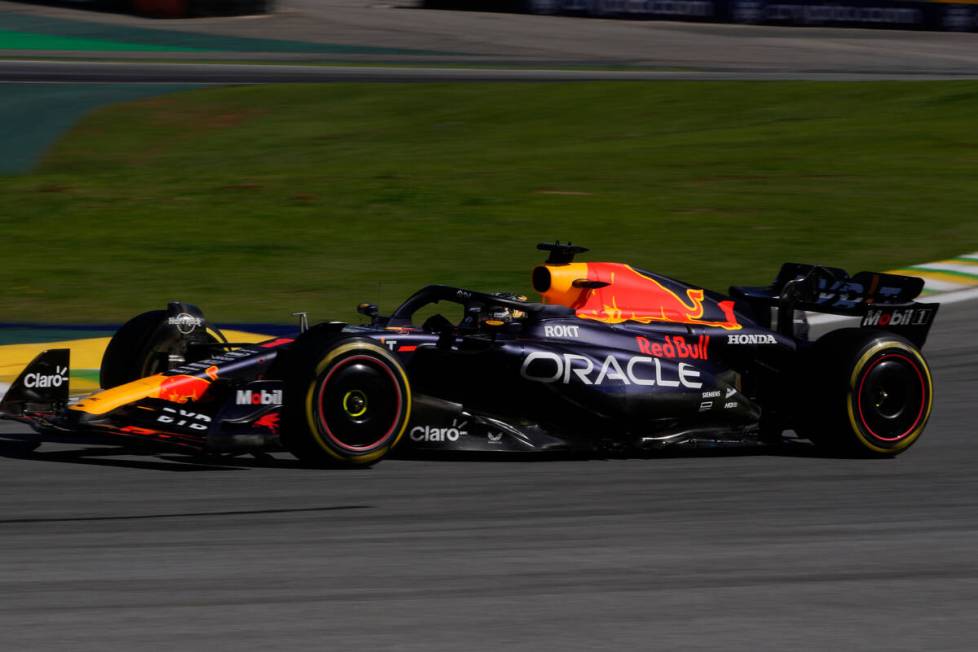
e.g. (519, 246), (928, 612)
(920, 284), (978, 306)
(908, 276), (969, 292)
(807, 284), (978, 326)
(910, 261), (978, 277)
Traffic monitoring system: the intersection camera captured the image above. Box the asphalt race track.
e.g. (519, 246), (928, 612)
(3, 0), (978, 86)
(0, 299), (975, 650)
(7, 0), (978, 74)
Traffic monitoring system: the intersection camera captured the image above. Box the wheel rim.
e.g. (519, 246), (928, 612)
(342, 390), (369, 418)
(139, 330), (218, 378)
(315, 355), (403, 452)
(856, 353), (927, 443)
(140, 332), (186, 377)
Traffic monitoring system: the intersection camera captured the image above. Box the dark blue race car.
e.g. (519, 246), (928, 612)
(1, 243), (938, 466)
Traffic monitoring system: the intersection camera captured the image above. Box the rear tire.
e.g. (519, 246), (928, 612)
(280, 332), (411, 467)
(798, 329), (933, 457)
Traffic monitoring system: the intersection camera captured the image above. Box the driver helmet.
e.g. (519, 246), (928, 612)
(484, 293), (528, 325)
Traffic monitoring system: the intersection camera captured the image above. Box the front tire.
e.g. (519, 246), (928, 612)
(281, 333), (411, 467)
(799, 329), (933, 457)
(100, 310), (221, 389)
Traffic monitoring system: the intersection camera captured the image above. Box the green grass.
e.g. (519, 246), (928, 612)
(3, 81), (978, 324)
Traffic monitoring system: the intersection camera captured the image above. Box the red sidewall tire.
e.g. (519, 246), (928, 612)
(845, 340), (933, 455)
(799, 329), (933, 457)
(281, 336), (411, 467)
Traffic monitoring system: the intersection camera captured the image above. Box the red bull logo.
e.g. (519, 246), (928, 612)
(70, 372), (216, 417)
(157, 375), (212, 404)
(534, 262), (741, 330)
(636, 335), (710, 360)
(253, 412), (280, 434)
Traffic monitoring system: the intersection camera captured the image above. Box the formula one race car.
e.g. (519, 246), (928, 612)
(0, 243), (938, 466)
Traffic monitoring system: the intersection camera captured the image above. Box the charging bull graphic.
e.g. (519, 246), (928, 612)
(534, 262), (741, 330)
(71, 373), (215, 417)
(157, 375), (213, 403)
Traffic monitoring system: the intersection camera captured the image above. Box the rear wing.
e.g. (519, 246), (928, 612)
(731, 264), (938, 347)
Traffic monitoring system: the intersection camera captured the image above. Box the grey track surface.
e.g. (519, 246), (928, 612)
(4, 0), (978, 76)
(0, 300), (976, 650)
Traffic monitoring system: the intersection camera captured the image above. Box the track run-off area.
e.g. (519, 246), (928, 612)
(2, 1), (978, 649)
(5, 0), (978, 76)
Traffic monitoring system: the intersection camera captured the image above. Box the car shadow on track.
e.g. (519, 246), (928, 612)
(394, 438), (867, 461)
(0, 432), (402, 471)
(0, 433), (870, 472)
(0, 504), (371, 525)
(0, 434), (309, 472)
(0, 438), (243, 472)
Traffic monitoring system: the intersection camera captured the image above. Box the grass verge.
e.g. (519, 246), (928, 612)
(3, 81), (977, 324)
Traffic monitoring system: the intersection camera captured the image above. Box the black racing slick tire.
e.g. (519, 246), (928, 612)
(100, 310), (221, 389)
(280, 333), (411, 467)
(798, 328), (933, 457)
